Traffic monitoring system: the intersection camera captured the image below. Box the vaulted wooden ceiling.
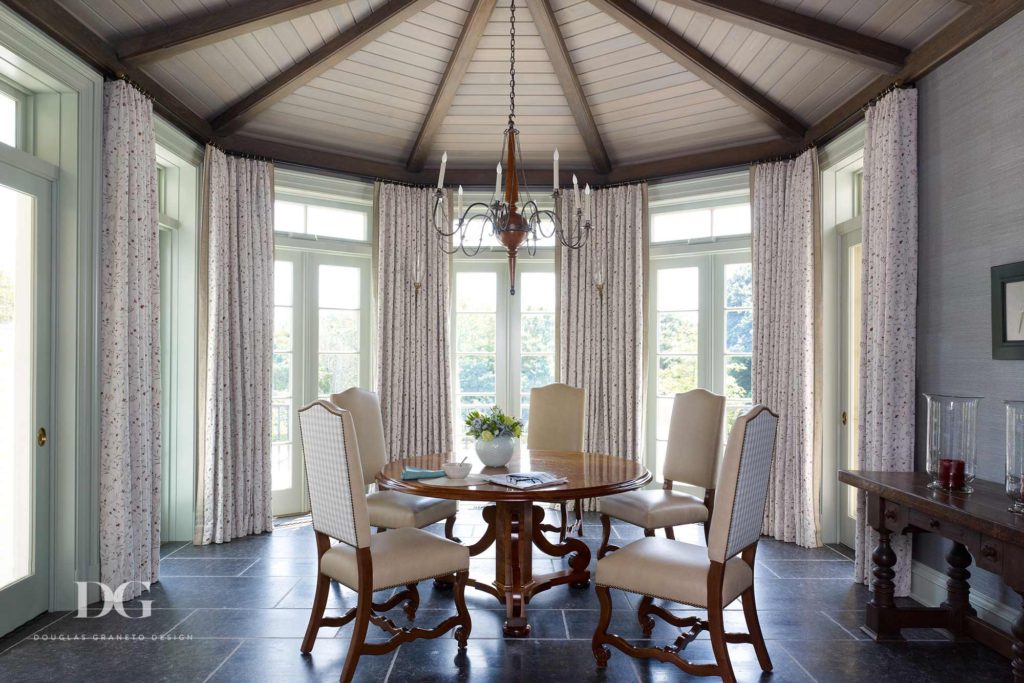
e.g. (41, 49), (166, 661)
(9, 0), (1023, 184)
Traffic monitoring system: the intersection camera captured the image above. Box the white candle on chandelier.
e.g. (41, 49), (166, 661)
(495, 162), (502, 199)
(415, 250), (425, 284)
(584, 183), (592, 222)
(437, 151), (447, 190)
(457, 184), (463, 217)
(572, 174), (580, 208)
(553, 148), (559, 192)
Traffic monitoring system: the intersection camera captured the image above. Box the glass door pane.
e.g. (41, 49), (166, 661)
(0, 166), (52, 637)
(453, 271), (498, 448)
(517, 271), (556, 428)
(840, 234), (862, 547)
(722, 261), (753, 431)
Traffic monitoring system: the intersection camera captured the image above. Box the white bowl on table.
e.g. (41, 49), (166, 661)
(442, 462), (472, 479)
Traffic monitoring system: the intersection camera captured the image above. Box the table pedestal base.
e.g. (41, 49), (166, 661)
(464, 502), (591, 637)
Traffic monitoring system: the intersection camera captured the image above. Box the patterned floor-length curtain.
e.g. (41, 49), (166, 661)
(194, 146), (275, 545)
(375, 182), (452, 459)
(99, 80), (161, 600)
(854, 88), (918, 596)
(559, 183), (647, 510)
(751, 149), (822, 549)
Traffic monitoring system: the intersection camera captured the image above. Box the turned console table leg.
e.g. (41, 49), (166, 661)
(1012, 593), (1024, 683)
(866, 526), (901, 640)
(941, 542), (976, 636)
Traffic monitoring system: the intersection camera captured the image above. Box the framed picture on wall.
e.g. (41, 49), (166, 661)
(992, 261), (1024, 359)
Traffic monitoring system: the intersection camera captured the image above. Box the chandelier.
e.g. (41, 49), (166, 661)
(432, 0), (593, 295)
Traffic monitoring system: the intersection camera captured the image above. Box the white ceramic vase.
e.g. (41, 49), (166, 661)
(475, 435), (515, 468)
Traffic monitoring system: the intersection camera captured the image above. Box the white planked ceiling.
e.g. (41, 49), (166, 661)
(58, 0), (971, 172)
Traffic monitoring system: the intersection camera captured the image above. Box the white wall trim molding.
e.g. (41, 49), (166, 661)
(910, 559), (1016, 633)
(0, 3), (104, 611)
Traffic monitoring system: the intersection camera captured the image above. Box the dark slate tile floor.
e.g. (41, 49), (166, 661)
(0, 507), (1012, 682)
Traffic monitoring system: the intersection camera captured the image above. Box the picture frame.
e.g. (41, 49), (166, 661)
(991, 261), (1024, 360)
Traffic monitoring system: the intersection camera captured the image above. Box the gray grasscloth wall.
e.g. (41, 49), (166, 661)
(916, 9), (1024, 603)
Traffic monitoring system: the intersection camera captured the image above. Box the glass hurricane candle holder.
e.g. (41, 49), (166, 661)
(1007, 401), (1024, 514)
(924, 394), (981, 493)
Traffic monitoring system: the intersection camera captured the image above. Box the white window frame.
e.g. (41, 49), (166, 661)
(450, 246), (557, 443)
(271, 173), (375, 515)
(0, 74), (33, 152)
(646, 242), (752, 485)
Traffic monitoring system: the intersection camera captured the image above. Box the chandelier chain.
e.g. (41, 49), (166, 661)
(508, 0), (516, 126)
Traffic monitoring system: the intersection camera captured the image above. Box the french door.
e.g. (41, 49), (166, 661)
(272, 248), (372, 515)
(0, 161), (52, 635)
(839, 228), (862, 548)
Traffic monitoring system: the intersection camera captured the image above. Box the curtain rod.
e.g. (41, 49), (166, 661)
(862, 80), (916, 111)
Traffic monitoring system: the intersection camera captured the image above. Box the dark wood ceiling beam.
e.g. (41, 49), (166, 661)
(606, 139), (802, 183)
(661, 0), (908, 72)
(589, 0), (805, 140)
(118, 0), (346, 64)
(222, 134), (597, 186)
(2, 0), (213, 140)
(212, 0), (437, 135)
(526, 0), (611, 173)
(405, 0), (498, 172)
(805, 0), (1024, 145)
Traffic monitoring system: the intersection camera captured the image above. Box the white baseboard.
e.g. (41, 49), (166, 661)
(910, 560), (1016, 632)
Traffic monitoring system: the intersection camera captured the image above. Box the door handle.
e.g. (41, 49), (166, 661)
(37, 427), (47, 447)
(841, 411), (848, 426)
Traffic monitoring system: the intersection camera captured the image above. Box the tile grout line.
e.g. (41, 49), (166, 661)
(237, 559), (261, 577)
(776, 641), (819, 683)
(161, 542), (194, 560)
(272, 578), (304, 609)
(0, 611), (73, 657)
(160, 608), (198, 638)
(201, 639), (244, 683)
(383, 645), (400, 682)
(758, 563), (781, 578)
(819, 610), (861, 641)
(561, 610), (570, 640)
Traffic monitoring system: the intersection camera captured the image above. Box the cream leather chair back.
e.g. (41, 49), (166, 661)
(662, 389), (726, 489)
(527, 383), (585, 452)
(707, 406), (779, 563)
(297, 401), (372, 549)
(330, 388), (387, 491)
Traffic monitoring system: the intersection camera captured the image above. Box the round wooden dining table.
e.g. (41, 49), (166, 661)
(377, 449), (651, 637)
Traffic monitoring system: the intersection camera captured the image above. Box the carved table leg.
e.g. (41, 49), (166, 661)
(866, 525), (902, 640)
(941, 542), (976, 637)
(494, 502), (533, 637)
(1012, 592), (1024, 683)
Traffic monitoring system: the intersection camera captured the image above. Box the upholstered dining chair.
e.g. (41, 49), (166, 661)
(591, 405), (779, 683)
(297, 400), (471, 683)
(527, 383), (586, 541)
(331, 388), (460, 542)
(597, 389), (725, 558)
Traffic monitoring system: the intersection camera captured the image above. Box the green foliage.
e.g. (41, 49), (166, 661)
(273, 353), (290, 396)
(458, 355), (495, 393)
(658, 313), (698, 354)
(520, 313), (554, 353)
(520, 354), (553, 392)
(725, 310), (752, 353)
(725, 356), (752, 399)
(725, 264), (752, 308)
(464, 405), (523, 440)
(658, 356), (697, 395)
(457, 313), (496, 352)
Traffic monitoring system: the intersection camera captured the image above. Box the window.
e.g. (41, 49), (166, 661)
(271, 170), (374, 515)
(0, 90), (16, 147)
(451, 257), (556, 446)
(647, 172), (752, 481)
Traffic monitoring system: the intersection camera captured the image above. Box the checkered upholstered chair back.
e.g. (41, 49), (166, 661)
(298, 400), (372, 549)
(330, 387), (387, 492)
(662, 389), (726, 489)
(707, 406), (779, 563)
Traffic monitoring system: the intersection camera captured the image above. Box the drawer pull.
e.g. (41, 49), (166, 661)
(884, 509), (897, 521)
(980, 545), (998, 560)
(928, 520), (940, 530)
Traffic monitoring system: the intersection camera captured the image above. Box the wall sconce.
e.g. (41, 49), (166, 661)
(413, 251), (425, 297)
(593, 266), (605, 300)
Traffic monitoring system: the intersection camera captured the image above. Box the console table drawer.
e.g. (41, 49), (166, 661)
(975, 536), (1004, 573)
(907, 509), (970, 543)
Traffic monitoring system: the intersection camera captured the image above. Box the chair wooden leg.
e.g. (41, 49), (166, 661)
(664, 526), (676, 540)
(708, 600), (736, 683)
(574, 498), (584, 536)
(301, 572), (330, 653)
(453, 570), (472, 648)
(559, 502), (568, 543)
(376, 527), (387, 534)
(444, 515), (461, 543)
(644, 528), (655, 537)
(741, 585), (772, 672)
(402, 583), (420, 621)
(598, 514), (618, 559)
(592, 585), (614, 667)
(339, 585), (372, 683)
(637, 595), (655, 636)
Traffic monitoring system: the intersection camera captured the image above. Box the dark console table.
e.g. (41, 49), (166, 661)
(839, 470), (1024, 682)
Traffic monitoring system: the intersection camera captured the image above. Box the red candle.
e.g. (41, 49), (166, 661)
(938, 458), (965, 490)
